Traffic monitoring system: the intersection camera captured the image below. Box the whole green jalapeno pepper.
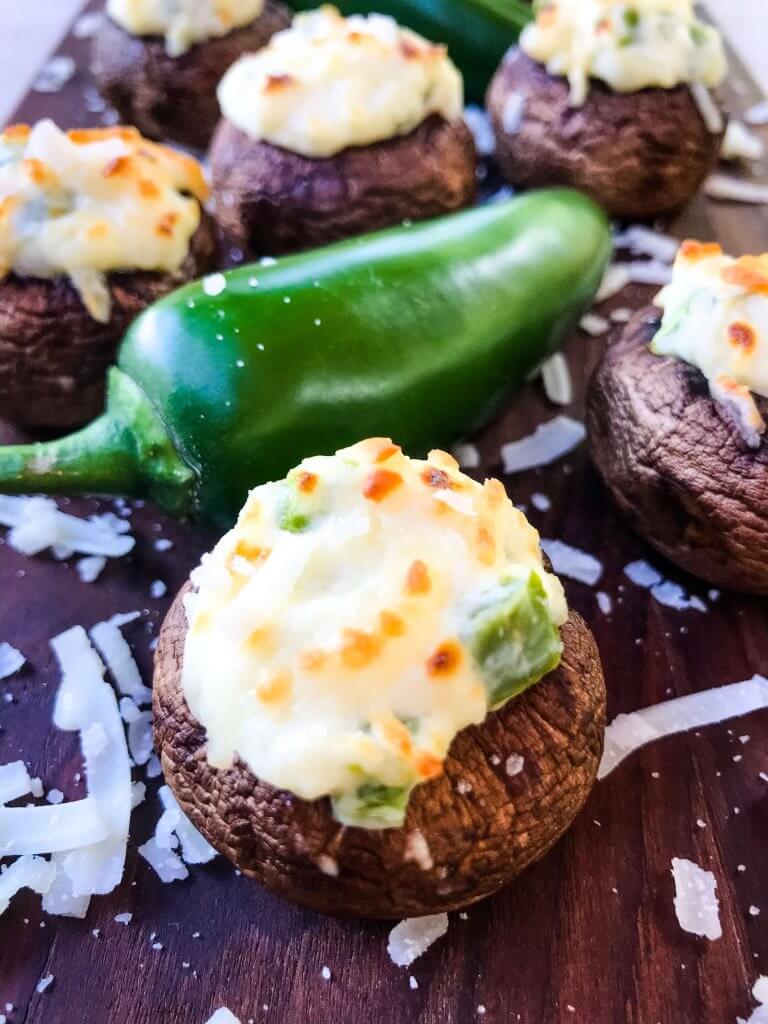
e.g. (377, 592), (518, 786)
(290, 0), (532, 103)
(0, 190), (611, 528)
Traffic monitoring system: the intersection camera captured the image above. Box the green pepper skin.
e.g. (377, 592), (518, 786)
(289, 0), (532, 103)
(120, 190), (610, 525)
(0, 191), (610, 527)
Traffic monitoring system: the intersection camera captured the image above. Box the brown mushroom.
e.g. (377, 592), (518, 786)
(486, 49), (724, 221)
(0, 215), (217, 431)
(586, 306), (768, 594)
(208, 114), (477, 257)
(153, 582), (606, 919)
(90, 2), (291, 152)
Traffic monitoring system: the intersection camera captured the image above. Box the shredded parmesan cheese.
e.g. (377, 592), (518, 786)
(0, 762), (33, 805)
(0, 643), (25, 680)
(599, 675), (768, 779)
(501, 417), (586, 474)
(671, 857), (721, 940)
(387, 914), (449, 967)
(0, 495), (134, 559)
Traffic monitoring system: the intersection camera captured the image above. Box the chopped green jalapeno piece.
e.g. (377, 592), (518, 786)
(464, 572), (562, 709)
(332, 783), (413, 829)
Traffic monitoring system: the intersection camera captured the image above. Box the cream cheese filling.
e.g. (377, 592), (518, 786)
(653, 241), (768, 446)
(520, 0), (726, 106)
(0, 120), (208, 322)
(107, 0), (265, 56)
(217, 6), (464, 158)
(182, 440), (567, 818)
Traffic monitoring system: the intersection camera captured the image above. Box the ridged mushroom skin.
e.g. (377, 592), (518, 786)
(0, 215), (218, 431)
(90, 3), (291, 152)
(153, 582), (606, 919)
(208, 114), (477, 257)
(587, 307), (768, 594)
(486, 49), (724, 221)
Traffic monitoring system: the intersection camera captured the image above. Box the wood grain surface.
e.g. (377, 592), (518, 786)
(1, 7), (767, 1024)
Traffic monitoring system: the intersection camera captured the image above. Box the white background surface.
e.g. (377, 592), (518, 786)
(0, 0), (765, 127)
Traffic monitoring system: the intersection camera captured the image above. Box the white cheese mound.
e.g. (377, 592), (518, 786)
(0, 856), (56, 915)
(671, 858), (721, 940)
(599, 675), (768, 779)
(0, 495), (134, 559)
(541, 540), (603, 587)
(705, 175), (768, 205)
(0, 643), (25, 680)
(90, 613), (151, 705)
(387, 914), (449, 967)
(541, 353), (573, 406)
(0, 761), (33, 804)
(184, 441), (567, 803)
(501, 417), (586, 474)
(218, 8), (463, 158)
(203, 1010), (241, 1024)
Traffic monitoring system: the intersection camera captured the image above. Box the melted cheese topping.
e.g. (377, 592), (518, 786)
(0, 120), (208, 323)
(653, 241), (768, 443)
(107, 0), (265, 56)
(520, 0), (726, 106)
(182, 440), (567, 805)
(217, 6), (464, 158)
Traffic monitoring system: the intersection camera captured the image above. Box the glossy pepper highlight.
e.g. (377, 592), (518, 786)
(289, 0), (532, 103)
(0, 191), (611, 528)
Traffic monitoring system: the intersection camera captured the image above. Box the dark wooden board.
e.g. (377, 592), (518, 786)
(1, 6), (767, 1023)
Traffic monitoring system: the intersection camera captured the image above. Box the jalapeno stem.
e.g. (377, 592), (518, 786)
(0, 369), (197, 517)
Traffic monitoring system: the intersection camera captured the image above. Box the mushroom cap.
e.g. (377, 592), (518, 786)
(486, 49), (724, 221)
(153, 581), (606, 919)
(90, 2), (291, 151)
(208, 114), (477, 257)
(587, 306), (768, 594)
(0, 214), (218, 431)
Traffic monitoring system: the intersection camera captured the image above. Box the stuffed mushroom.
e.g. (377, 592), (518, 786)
(209, 7), (477, 256)
(91, 0), (291, 151)
(587, 241), (768, 594)
(487, 0), (728, 220)
(0, 121), (216, 431)
(154, 439), (606, 918)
